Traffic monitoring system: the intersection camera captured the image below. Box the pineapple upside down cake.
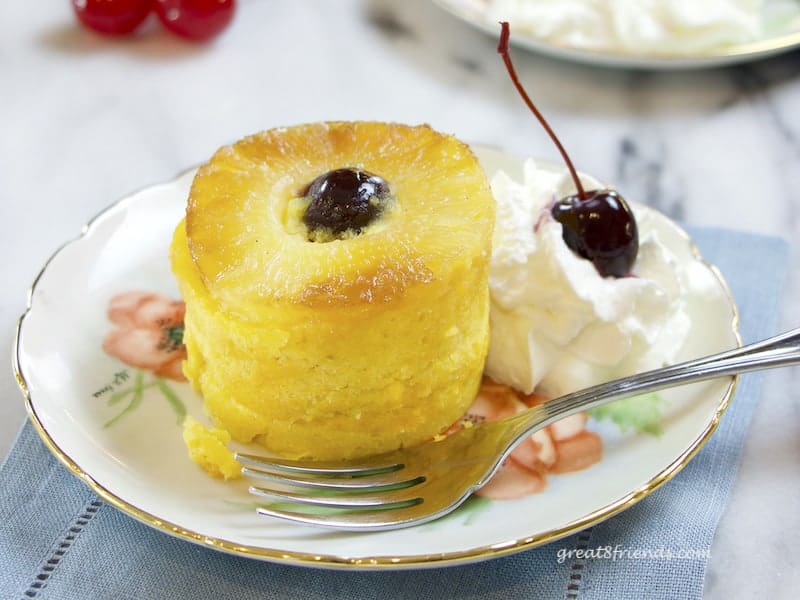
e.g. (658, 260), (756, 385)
(171, 121), (496, 467)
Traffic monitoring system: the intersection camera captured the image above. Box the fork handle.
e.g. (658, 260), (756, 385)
(511, 327), (800, 437)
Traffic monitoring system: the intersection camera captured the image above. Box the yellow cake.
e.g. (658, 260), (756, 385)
(171, 121), (495, 463)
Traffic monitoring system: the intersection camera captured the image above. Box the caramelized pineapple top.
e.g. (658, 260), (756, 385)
(184, 121), (495, 309)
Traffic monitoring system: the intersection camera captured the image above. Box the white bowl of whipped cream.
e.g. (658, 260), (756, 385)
(434, 0), (800, 68)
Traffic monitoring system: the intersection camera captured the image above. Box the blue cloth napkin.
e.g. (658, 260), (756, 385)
(1, 227), (789, 600)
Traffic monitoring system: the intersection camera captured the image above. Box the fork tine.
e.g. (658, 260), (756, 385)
(241, 467), (425, 491)
(248, 485), (423, 509)
(235, 452), (403, 477)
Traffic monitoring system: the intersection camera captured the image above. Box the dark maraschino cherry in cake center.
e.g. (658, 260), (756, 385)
(303, 168), (391, 236)
(497, 22), (638, 278)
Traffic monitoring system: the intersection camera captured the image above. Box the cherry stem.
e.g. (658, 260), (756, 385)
(497, 22), (587, 201)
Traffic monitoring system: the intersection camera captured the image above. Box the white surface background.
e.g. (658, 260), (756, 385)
(2, 1), (798, 598)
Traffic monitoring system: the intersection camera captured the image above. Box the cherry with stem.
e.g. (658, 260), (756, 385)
(497, 22), (638, 278)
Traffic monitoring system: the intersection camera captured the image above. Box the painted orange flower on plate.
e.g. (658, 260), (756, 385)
(456, 378), (603, 501)
(102, 291), (187, 381)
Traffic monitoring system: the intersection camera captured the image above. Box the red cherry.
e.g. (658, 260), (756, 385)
(72, 0), (152, 35)
(154, 0), (235, 41)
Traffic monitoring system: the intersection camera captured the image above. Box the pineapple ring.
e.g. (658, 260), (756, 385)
(184, 121), (494, 310)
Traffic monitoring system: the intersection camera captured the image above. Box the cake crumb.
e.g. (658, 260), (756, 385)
(182, 416), (242, 480)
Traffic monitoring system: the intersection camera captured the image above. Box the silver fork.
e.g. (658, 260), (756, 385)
(235, 328), (800, 531)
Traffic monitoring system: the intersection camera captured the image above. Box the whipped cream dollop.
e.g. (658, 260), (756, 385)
(485, 160), (714, 397)
(485, 0), (763, 55)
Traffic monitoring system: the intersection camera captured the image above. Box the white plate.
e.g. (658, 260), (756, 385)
(433, 0), (800, 69)
(15, 146), (739, 569)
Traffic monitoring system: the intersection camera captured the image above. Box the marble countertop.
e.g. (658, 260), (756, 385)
(2, 1), (798, 598)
